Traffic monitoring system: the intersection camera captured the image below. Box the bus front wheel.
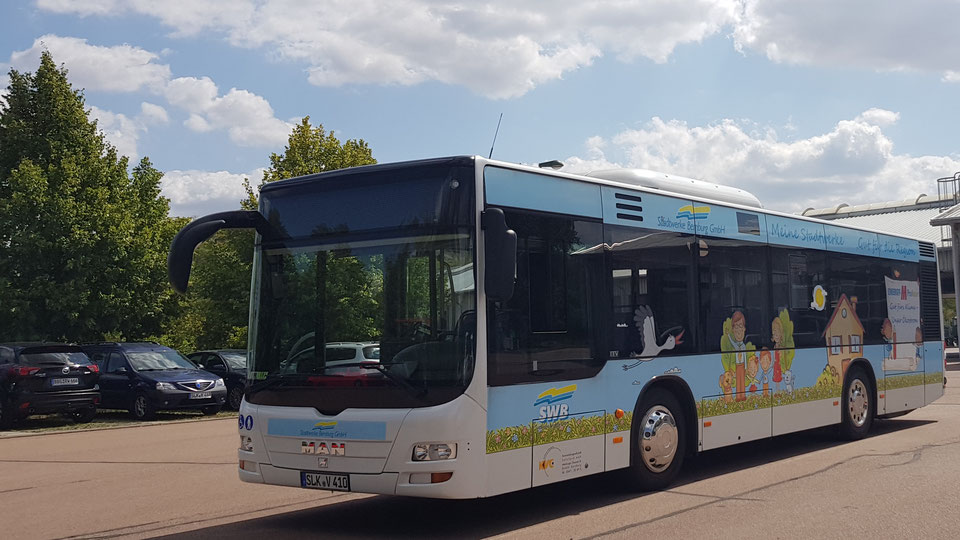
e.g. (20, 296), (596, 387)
(628, 387), (686, 491)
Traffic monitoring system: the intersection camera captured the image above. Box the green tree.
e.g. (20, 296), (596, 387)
(165, 116), (376, 350)
(0, 52), (178, 342)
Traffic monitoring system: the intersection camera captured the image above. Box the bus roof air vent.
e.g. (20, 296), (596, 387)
(585, 168), (763, 209)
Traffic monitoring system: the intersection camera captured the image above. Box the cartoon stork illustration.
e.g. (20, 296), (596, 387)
(622, 305), (684, 371)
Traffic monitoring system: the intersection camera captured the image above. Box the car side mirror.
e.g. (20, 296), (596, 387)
(481, 208), (517, 302)
(115, 367), (128, 375)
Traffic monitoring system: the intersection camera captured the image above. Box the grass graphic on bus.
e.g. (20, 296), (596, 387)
(486, 411), (633, 454)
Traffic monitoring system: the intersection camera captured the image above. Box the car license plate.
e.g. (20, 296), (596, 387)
(189, 392), (211, 399)
(301, 472), (350, 491)
(51, 377), (79, 386)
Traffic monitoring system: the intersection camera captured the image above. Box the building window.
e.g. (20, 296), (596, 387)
(850, 334), (861, 354)
(830, 335), (842, 355)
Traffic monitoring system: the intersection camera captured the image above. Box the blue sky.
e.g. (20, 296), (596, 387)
(2, 1), (959, 217)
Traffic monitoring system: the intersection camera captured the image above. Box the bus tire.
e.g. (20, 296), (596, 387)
(628, 387), (686, 491)
(839, 366), (873, 440)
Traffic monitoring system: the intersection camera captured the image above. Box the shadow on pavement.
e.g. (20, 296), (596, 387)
(159, 417), (934, 540)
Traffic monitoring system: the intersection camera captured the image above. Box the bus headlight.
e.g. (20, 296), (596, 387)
(412, 443), (457, 461)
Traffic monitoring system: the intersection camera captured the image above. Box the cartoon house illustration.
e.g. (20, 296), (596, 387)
(822, 294), (864, 380)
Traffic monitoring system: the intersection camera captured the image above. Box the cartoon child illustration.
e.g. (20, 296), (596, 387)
(722, 311), (750, 402)
(747, 355), (759, 394)
(771, 317), (784, 392)
(718, 371), (734, 404)
(881, 318), (895, 361)
(758, 348), (773, 397)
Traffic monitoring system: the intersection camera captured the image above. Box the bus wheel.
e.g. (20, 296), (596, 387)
(628, 388), (685, 491)
(839, 366), (873, 440)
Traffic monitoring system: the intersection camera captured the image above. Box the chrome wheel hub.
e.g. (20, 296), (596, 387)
(135, 397), (146, 417)
(640, 405), (678, 473)
(848, 378), (868, 427)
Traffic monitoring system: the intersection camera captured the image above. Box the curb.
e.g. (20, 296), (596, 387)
(0, 414), (236, 440)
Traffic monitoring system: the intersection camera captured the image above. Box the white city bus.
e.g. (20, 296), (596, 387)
(168, 156), (946, 498)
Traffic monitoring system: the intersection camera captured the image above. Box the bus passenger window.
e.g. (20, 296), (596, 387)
(605, 226), (696, 359)
(487, 210), (605, 386)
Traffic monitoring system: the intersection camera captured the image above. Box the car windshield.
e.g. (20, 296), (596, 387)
(127, 350), (197, 371)
(247, 159), (477, 412)
(221, 353), (247, 369)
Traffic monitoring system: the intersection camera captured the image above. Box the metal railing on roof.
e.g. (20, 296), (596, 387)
(936, 172), (960, 246)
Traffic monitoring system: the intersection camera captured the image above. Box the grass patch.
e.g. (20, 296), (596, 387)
(1, 408), (236, 435)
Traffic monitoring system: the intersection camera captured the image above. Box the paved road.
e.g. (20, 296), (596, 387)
(3, 367), (960, 539)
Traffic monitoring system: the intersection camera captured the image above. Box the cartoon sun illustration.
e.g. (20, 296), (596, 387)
(810, 285), (827, 311)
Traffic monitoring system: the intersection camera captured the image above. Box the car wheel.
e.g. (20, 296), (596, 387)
(72, 407), (97, 424)
(839, 366), (873, 440)
(627, 387), (686, 491)
(201, 404), (221, 416)
(129, 393), (156, 420)
(227, 386), (244, 410)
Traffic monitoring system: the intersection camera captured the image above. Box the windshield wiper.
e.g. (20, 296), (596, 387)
(317, 362), (427, 399)
(246, 374), (302, 395)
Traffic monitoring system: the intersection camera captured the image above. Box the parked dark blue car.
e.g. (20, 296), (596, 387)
(186, 349), (247, 410)
(81, 342), (226, 420)
(0, 343), (100, 428)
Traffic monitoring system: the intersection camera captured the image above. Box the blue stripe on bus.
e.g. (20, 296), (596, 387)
(484, 166), (602, 218)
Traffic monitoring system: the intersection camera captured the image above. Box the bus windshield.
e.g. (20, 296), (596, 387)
(246, 159), (477, 412)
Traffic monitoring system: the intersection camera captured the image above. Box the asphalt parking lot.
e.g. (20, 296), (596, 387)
(2, 365), (959, 539)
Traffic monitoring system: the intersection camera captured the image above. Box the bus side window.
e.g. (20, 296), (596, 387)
(605, 225), (696, 359)
(699, 239), (771, 353)
(487, 209), (605, 386)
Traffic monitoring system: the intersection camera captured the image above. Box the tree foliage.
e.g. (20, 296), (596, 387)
(0, 52), (178, 342)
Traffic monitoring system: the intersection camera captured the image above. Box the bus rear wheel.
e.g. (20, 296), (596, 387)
(628, 388), (686, 491)
(839, 366), (873, 440)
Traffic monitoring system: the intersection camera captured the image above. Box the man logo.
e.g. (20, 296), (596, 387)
(300, 441), (346, 456)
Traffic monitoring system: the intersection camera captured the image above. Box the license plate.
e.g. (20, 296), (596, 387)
(189, 392), (211, 399)
(301, 472), (350, 491)
(51, 377), (79, 386)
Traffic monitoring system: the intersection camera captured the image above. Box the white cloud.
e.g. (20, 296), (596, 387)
(5, 38), (292, 149)
(855, 108), (899, 127)
(36, 1), (960, 96)
(140, 102), (169, 124)
(562, 110), (960, 213)
(161, 168), (264, 217)
(37, 0), (738, 99)
(732, 0), (960, 79)
(163, 77), (292, 146)
(89, 106), (142, 158)
(7, 35), (170, 93)
(90, 103), (172, 158)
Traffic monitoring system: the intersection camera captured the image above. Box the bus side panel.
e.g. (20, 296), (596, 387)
(924, 340), (945, 405)
(485, 448), (532, 497)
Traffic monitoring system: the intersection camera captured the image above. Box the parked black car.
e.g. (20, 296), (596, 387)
(186, 349), (247, 410)
(0, 343), (100, 428)
(81, 342), (226, 420)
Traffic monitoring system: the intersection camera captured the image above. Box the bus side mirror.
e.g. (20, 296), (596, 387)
(168, 210), (270, 294)
(481, 208), (517, 302)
